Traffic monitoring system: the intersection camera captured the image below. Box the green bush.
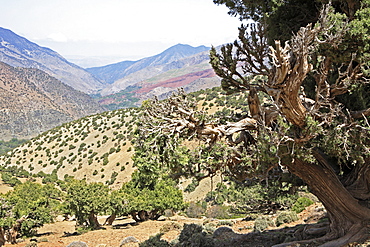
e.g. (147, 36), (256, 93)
(160, 222), (182, 233)
(184, 178), (199, 193)
(275, 211), (299, 227)
(186, 202), (206, 218)
(254, 216), (275, 232)
(139, 234), (171, 247)
(1, 182), (61, 238)
(178, 224), (215, 247)
(292, 197), (314, 213)
(122, 178), (185, 222)
(216, 220), (233, 227)
(1, 172), (21, 187)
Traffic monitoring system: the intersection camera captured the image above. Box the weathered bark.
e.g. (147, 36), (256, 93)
(104, 214), (116, 225)
(0, 227), (5, 247)
(130, 212), (140, 222)
(248, 87), (263, 120)
(131, 210), (150, 222)
(148, 210), (161, 220)
(279, 156), (370, 246)
(5, 217), (26, 244)
(140, 5), (369, 246)
(266, 33), (314, 128)
(342, 159), (370, 201)
(88, 212), (100, 229)
(138, 210), (149, 221)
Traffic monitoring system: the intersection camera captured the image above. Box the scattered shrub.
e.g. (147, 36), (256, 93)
(254, 216), (275, 232)
(216, 220), (233, 227)
(25, 243), (37, 247)
(186, 202), (206, 218)
(139, 234), (170, 247)
(206, 205), (230, 219)
(292, 197), (314, 213)
(275, 211), (299, 227)
(160, 222), (182, 233)
(178, 224), (215, 247)
(184, 178), (199, 193)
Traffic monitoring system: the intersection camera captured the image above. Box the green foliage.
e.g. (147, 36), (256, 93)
(275, 211), (299, 227)
(178, 223), (215, 247)
(0, 165), (30, 178)
(41, 169), (59, 184)
(139, 234), (171, 247)
(65, 179), (110, 228)
(1, 172), (21, 187)
(349, 0), (370, 69)
(206, 180), (298, 215)
(254, 216), (275, 232)
(185, 202), (206, 218)
(1, 182), (61, 237)
(292, 197), (314, 213)
(0, 138), (28, 156)
(122, 178), (185, 221)
(184, 178), (199, 193)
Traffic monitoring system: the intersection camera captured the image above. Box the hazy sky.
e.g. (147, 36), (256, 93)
(1, 0), (242, 67)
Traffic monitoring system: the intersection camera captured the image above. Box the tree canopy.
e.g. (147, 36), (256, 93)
(65, 179), (110, 229)
(0, 182), (61, 244)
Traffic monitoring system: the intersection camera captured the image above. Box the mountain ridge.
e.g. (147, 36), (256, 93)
(0, 27), (105, 94)
(86, 44), (210, 85)
(0, 61), (104, 140)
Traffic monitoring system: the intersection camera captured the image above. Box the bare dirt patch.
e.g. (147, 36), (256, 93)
(3, 203), (333, 247)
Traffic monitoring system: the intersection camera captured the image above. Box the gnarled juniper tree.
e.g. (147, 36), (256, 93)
(136, 1), (369, 246)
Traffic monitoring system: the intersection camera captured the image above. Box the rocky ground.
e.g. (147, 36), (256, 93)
(3, 203), (336, 247)
(3, 202), (370, 247)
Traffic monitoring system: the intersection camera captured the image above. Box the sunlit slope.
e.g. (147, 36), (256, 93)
(0, 87), (251, 189)
(0, 108), (139, 188)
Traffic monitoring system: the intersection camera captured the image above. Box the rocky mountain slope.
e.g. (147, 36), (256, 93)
(0, 62), (104, 140)
(89, 45), (221, 109)
(0, 27), (220, 109)
(0, 27), (105, 94)
(94, 44), (215, 98)
(87, 44), (210, 86)
(0, 87), (246, 189)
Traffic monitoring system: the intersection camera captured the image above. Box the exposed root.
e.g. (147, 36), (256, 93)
(272, 222), (370, 247)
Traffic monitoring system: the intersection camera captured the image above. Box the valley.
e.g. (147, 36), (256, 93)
(0, 27), (222, 139)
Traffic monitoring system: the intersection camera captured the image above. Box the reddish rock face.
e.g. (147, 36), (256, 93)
(135, 69), (217, 94)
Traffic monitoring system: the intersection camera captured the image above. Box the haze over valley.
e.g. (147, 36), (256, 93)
(0, 27), (222, 140)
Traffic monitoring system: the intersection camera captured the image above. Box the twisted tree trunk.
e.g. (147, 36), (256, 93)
(104, 213), (116, 225)
(277, 156), (370, 246)
(88, 212), (100, 229)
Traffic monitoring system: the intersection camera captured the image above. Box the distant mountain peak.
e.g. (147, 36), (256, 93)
(160, 44), (209, 56)
(87, 44), (210, 85)
(0, 27), (105, 94)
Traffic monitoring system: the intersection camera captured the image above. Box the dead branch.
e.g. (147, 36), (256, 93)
(330, 54), (362, 97)
(350, 108), (370, 119)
